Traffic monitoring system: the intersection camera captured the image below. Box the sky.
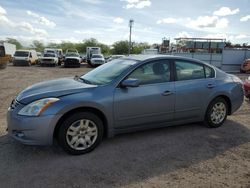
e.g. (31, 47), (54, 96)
(0, 0), (250, 46)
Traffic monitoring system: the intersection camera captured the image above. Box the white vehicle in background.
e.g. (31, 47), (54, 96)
(64, 51), (81, 68)
(106, 55), (125, 62)
(90, 54), (105, 66)
(66, 49), (78, 54)
(0, 42), (16, 69)
(40, 53), (59, 67)
(86, 47), (101, 66)
(44, 48), (63, 65)
(13, 50), (38, 66)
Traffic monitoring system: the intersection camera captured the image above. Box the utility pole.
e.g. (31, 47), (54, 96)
(128, 19), (134, 56)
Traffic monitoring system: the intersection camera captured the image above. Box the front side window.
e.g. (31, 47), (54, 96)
(128, 60), (170, 85)
(175, 61), (205, 81)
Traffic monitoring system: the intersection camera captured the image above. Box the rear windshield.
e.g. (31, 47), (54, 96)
(14, 51), (29, 57)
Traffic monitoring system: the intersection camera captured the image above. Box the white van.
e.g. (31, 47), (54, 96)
(13, 50), (38, 66)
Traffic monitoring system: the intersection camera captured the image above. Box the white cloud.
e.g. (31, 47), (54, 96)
(122, 0), (151, 9)
(157, 17), (177, 24)
(175, 31), (192, 38)
(18, 22), (48, 37)
(187, 16), (228, 29)
(0, 7), (48, 37)
(143, 27), (152, 31)
(74, 30), (101, 35)
(27, 10), (56, 28)
(235, 34), (250, 39)
(0, 5), (6, 15)
(0, 5), (13, 26)
(204, 33), (228, 39)
(240, 15), (250, 22)
(216, 18), (229, 28)
(213, 7), (239, 16)
(80, 0), (103, 4)
(113, 17), (124, 24)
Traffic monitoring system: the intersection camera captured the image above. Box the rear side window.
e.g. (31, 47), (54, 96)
(204, 66), (215, 78)
(175, 61), (205, 81)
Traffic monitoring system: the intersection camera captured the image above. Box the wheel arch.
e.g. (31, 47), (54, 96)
(207, 95), (232, 115)
(53, 107), (108, 139)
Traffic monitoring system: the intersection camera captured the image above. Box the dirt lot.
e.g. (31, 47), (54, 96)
(0, 65), (250, 188)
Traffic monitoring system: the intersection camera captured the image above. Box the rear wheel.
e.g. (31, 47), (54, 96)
(58, 112), (104, 155)
(204, 97), (228, 128)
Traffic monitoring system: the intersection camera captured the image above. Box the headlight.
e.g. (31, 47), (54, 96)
(18, 98), (59, 116)
(232, 75), (243, 84)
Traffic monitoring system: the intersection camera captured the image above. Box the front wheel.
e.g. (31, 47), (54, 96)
(58, 112), (104, 155)
(204, 97), (228, 128)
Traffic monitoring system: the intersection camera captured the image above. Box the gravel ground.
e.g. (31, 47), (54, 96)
(0, 65), (250, 188)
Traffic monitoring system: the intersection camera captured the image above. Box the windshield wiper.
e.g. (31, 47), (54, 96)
(76, 76), (94, 85)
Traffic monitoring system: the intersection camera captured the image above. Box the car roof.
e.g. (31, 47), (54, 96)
(123, 55), (213, 67)
(125, 55), (194, 61)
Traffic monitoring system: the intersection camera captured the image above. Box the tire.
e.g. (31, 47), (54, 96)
(58, 112), (104, 155)
(204, 97), (228, 128)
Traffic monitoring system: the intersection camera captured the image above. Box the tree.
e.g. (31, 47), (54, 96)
(31, 40), (45, 52)
(112, 40), (129, 55)
(132, 42), (150, 54)
(5, 38), (22, 49)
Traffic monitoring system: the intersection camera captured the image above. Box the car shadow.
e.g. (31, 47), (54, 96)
(0, 120), (249, 188)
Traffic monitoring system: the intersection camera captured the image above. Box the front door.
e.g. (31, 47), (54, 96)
(114, 60), (175, 128)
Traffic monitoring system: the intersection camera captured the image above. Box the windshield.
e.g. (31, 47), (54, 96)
(44, 53), (56, 57)
(0, 46), (4, 57)
(14, 51), (29, 57)
(92, 55), (102, 58)
(46, 50), (56, 54)
(80, 59), (137, 85)
(66, 53), (79, 57)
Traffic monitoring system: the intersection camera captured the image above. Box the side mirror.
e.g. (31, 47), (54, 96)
(121, 78), (140, 88)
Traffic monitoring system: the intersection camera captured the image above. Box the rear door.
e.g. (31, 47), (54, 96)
(174, 60), (216, 120)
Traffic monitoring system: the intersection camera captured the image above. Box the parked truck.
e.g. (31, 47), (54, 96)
(86, 47), (101, 66)
(44, 48), (63, 65)
(0, 42), (16, 69)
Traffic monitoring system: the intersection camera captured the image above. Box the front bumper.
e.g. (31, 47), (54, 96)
(91, 60), (104, 65)
(40, 60), (56, 65)
(7, 107), (61, 146)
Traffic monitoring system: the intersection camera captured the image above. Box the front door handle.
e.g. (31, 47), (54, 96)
(162, 91), (173, 96)
(207, 83), (215, 89)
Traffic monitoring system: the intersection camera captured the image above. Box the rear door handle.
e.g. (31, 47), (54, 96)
(207, 83), (215, 88)
(162, 91), (173, 96)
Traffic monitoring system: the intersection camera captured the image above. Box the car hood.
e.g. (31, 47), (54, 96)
(91, 58), (104, 61)
(17, 78), (96, 104)
(40, 57), (57, 60)
(65, 57), (80, 60)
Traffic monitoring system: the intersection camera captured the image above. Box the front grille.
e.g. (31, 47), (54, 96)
(94, 60), (104, 63)
(41, 59), (54, 63)
(10, 99), (20, 110)
(66, 59), (79, 64)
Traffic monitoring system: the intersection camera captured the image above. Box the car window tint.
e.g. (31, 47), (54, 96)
(175, 61), (205, 81)
(204, 66), (215, 78)
(128, 60), (170, 85)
